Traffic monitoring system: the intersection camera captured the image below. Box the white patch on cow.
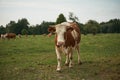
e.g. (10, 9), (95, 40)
(71, 29), (79, 47)
(55, 46), (61, 71)
(55, 24), (66, 43)
(71, 30), (78, 40)
(1, 34), (6, 39)
(61, 22), (71, 26)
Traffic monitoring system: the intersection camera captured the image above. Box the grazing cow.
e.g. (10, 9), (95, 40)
(1, 34), (6, 39)
(48, 22), (82, 71)
(42, 34), (47, 36)
(4, 33), (16, 39)
(18, 34), (22, 38)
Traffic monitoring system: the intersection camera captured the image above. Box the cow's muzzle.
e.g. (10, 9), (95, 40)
(57, 42), (65, 47)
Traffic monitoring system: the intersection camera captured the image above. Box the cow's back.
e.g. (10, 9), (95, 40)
(6, 33), (16, 39)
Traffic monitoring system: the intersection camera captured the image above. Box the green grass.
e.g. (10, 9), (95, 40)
(0, 34), (120, 80)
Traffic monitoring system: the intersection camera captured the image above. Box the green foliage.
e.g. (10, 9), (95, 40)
(6, 21), (17, 33)
(16, 18), (29, 34)
(21, 29), (28, 35)
(56, 13), (67, 24)
(0, 25), (6, 34)
(100, 19), (120, 33)
(0, 34), (120, 80)
(84, 20), (100, 35)
(28, 21), (55, 35)
(5, 18), (29, 34)
(29, 24), (42, 35)
(40, 21), (52, 34)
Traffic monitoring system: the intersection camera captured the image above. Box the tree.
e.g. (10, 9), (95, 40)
(28, 26), (37, 35)
(56, 13), (67, 24)
(16, 18), (29, 34)
(5, 18), (30, 34)
(69, 12), (79, 22)
(84, 20), (100, 35)
(6, 21), (17, 33)
(40, 21), (55, 34)
(35, 24), (42, 35)
(108, 19), (120, 33)
(0, 25), (6, 34)
(21, 29), (28, 35)
(100, 19), (120, 33)
(77, 22), (84, 34)
(100, 22), (109, 33)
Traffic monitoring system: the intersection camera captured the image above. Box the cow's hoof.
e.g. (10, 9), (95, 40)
(56, 69), (61, 72)
(78, 61), (82, 65)
(69, 65), (73, 68)
(65, 63), (69, 66)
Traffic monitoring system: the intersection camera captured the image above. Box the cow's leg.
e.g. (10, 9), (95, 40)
(69, 52), (73, 68)
(65, 54), (69, 66)
(69, 49), (73, 68)
(76, 44), (82, 64)
(55, 47), (61, 71)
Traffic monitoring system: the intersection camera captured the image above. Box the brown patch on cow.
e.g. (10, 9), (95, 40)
(5, 33), (16, 39)
(64, 30), (75, 47)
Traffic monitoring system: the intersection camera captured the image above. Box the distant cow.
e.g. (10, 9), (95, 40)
(18, 34), (22, 38)
(48, 22), (82, 71)
(4, 33), (16, 39)
(1, 34), (6, 39)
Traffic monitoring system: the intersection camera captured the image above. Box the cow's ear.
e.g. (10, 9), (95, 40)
(67, 27), (73, 31)
(48, 27), (56, 33)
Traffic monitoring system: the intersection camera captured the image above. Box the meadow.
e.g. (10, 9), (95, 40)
(0, 34), (120, 80)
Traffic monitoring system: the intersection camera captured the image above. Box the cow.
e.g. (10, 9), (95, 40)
(1, 34), (6, 39)
(4, 33), (16, 39)
(48, 22), (82, 71)
(18, 34), (22, 38)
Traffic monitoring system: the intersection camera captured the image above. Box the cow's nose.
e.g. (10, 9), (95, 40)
(57, 42), (65, 47)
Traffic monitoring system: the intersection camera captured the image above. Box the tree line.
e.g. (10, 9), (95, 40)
(0, 13), (120, 35)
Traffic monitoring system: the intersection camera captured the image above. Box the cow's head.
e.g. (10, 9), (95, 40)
(48, 23), (73, 47)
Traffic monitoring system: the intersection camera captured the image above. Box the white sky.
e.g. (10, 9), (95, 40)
(0, 0), (120, 26)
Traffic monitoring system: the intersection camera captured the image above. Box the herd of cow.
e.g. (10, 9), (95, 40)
(0, 22), (82, 72)
(0, 33), (52, 39)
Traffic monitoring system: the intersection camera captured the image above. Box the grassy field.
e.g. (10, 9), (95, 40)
(0, 34), (120, 80)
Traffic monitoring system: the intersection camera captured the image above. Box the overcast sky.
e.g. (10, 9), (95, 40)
(0, 0), (120, 26)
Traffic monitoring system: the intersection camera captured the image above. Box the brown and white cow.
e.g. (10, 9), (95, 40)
(1, 34), (6, 39)
(4, 33), (16, 39)
(48, 22), (82, 71)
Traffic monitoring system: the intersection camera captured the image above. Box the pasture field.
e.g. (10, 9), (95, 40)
(0, 34), (120, 80)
